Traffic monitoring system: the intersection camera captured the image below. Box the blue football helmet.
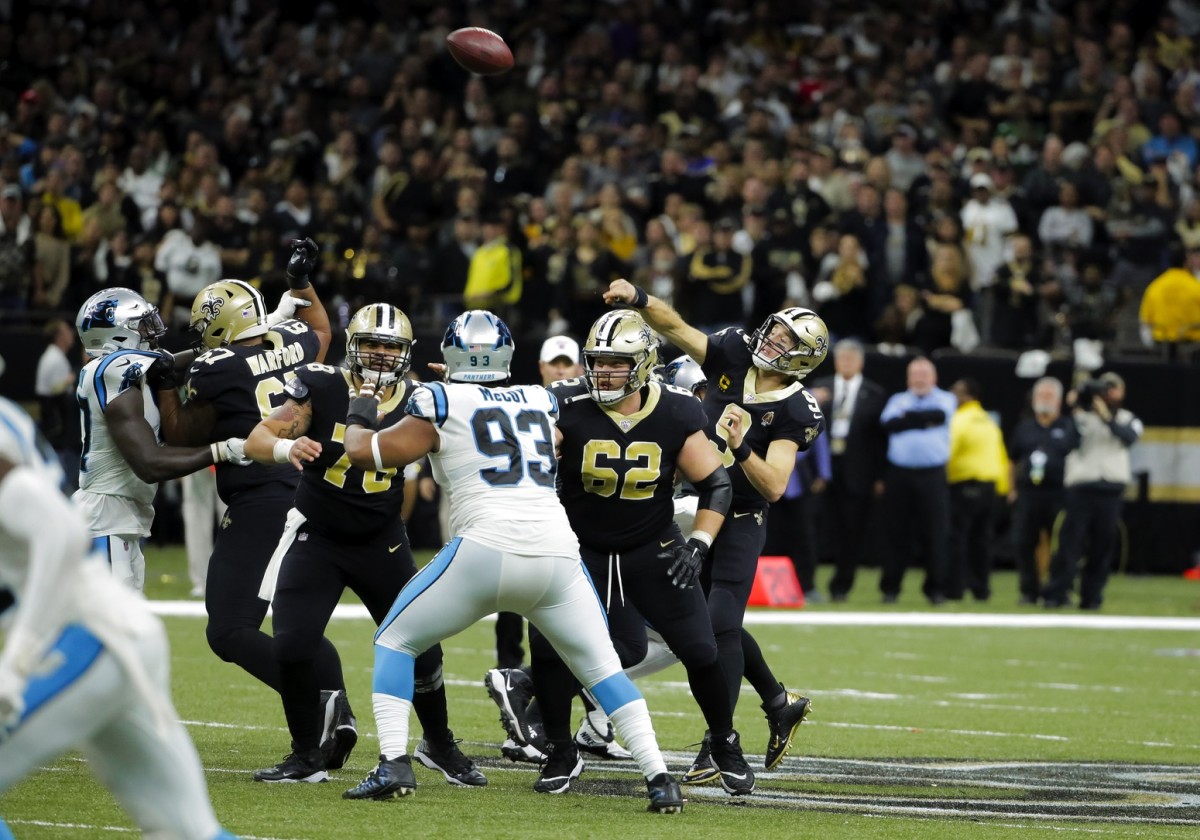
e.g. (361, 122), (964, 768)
(441, 310), (514, 383)
(76, 287), (166, 358)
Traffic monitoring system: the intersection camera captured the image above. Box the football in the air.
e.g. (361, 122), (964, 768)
(446, 27), (514, 76)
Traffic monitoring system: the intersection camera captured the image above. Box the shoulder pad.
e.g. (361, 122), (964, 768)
(283, 376), (310, 401)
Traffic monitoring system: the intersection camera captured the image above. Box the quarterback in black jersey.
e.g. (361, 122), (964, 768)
(242, 303), (485, 787)
(154, 241), (351, 754)
(527, 310), (754, 796)
(605, 278), (823, 780)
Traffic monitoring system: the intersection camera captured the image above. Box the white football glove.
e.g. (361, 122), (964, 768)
(266, 292), (312, 327)
(0, 664), (26, 739)
(211, 437), (253, 466)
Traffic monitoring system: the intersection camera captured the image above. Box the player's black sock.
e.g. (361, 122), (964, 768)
(741, 627), (786, 708)
(279, 659), (322, 753)
(530, 649), (579, 744)
(412, 647), (451, 744)
(312, 636), (345, 692)
(686, 659), (735, 734)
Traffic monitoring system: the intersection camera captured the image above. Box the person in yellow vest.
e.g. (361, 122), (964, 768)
(946, 378), (1009, 602)
(1139, 245), (1200, 345)
(463, 206), (522, 319)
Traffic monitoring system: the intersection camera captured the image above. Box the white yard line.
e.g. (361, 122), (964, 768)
(4, 820), (297, 840)
(147, 601), (1200, 630)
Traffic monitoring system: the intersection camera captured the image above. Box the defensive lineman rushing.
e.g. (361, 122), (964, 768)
(604, 279), (821, 781)
(528, 309), (754, 795)
(243, 303), (484, 788)
(73, 288), (252, 591)
(156, 241), (357, 767)
(0, 395), (237, 840)
(340, 310), (684, 812)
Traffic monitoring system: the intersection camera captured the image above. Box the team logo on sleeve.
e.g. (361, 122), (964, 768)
(804, 426), (820, 443)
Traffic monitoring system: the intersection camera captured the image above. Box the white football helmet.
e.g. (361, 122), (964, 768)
(663, 354), (707, 397)
(76, 287), (166, 358)
(583, 310), (659, 405)
(346, 303), (414, 388)
(747, 307), (829, 379)
(441, 310), (515, 383)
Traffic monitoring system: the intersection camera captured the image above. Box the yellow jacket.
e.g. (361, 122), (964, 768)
(948, 400), (1009, 494)
(464, 236), (522, 307)
(1140, 268), (1200, 342)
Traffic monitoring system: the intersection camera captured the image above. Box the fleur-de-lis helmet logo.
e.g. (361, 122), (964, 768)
(200, 295), (225, 322)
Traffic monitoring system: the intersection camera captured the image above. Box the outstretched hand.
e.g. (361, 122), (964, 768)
(286, 237), (320, 283)
(603, 279), (637, 307)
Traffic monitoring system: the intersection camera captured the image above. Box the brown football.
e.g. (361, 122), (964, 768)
(446, 27), (514, 76)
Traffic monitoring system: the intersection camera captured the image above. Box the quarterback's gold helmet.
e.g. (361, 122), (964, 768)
(189, 280), (269, 350)
(747, 307), (829, 379)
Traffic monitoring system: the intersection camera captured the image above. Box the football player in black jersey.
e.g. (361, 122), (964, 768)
(523, 310), (753, 796)
(242, 303), (485, 788)
(604, 278), (824, 781)
(154, 240), (355, 764)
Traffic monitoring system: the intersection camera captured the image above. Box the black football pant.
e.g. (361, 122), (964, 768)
(946, 480), (996, 601)
(765, 492), (820, 594)
(880, 465), (950, 602)
(203, 486), (343, 693)
(1010, 487), (1064, 601)
(704, 508), (787, 712)
(271, 516), (448, 752)
(529, 523), (733, 745)
(1045, 484), (1123, 608)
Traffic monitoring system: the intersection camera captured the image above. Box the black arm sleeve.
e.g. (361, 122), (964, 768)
(693, 465), (733, 517)
(1109, 419), (1140, 446)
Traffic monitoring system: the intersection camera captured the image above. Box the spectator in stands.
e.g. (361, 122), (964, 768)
(154, 215), (222, 328)
(681, 216), (750, 330)
(991, 234), (1050, 349)
(0, 184), (34, 311)
(961, 172), (1019, 344)
(1038, 182), (1094, 253)
(32, 204), (71, 310)
(463, 206), (522, 319)
(1140, 245), (1200, 348)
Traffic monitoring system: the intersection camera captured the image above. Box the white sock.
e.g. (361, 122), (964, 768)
(608, 699), (667, 779)
(372, 693), (412, 761)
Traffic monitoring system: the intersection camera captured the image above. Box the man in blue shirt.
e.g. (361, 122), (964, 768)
(878, 357), (958, 604)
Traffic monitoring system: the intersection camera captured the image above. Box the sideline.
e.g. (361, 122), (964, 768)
(148, 601), (1200, 630)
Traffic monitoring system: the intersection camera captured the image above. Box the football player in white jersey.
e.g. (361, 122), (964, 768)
(73, 287), (251, 590)
(0, 395), (237, 840)
(338, 311), (683, 813)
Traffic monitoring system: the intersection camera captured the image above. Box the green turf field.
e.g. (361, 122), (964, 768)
(3, 546), (1199, 839)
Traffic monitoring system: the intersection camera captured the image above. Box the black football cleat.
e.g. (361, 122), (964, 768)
(484, 668), (544, 750)
(342, 754), (417, 800)
(253, 747), (328, 783)
(646, 772), (685, 813)
(763, 689), (811, 770)
(533, 742), (584, 794)
(414, 735), (488, 787)
(680, 731), (719, 785)
(709, 730), (756, 796)
(319, 689), (358, 770)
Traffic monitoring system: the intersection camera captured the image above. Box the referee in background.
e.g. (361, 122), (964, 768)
(878, 357), (958, 605)
(946, 378), (1008, 602)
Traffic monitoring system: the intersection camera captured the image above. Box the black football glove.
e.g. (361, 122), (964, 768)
(661, 538), (708, 590)
(346, 393), (381, 430)
(144, 350), (182, 390)
(286, 237), (320, 289)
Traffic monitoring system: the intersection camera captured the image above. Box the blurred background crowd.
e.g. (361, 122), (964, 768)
(2, 0), (1199, 597)
(2, 0), (1199, 365)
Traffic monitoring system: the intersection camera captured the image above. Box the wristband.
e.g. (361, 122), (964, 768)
(688, 530), (714, 550)
(370, 432), (385, 472)
(273, 439), (296, 464)
(346, 394), (380, 429)
(731, 440), (752, 462)
(210, 443), (221, 464)
(630, 285), (649, 309)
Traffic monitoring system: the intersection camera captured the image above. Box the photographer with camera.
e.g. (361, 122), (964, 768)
(1043, 372), (1142, 610)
